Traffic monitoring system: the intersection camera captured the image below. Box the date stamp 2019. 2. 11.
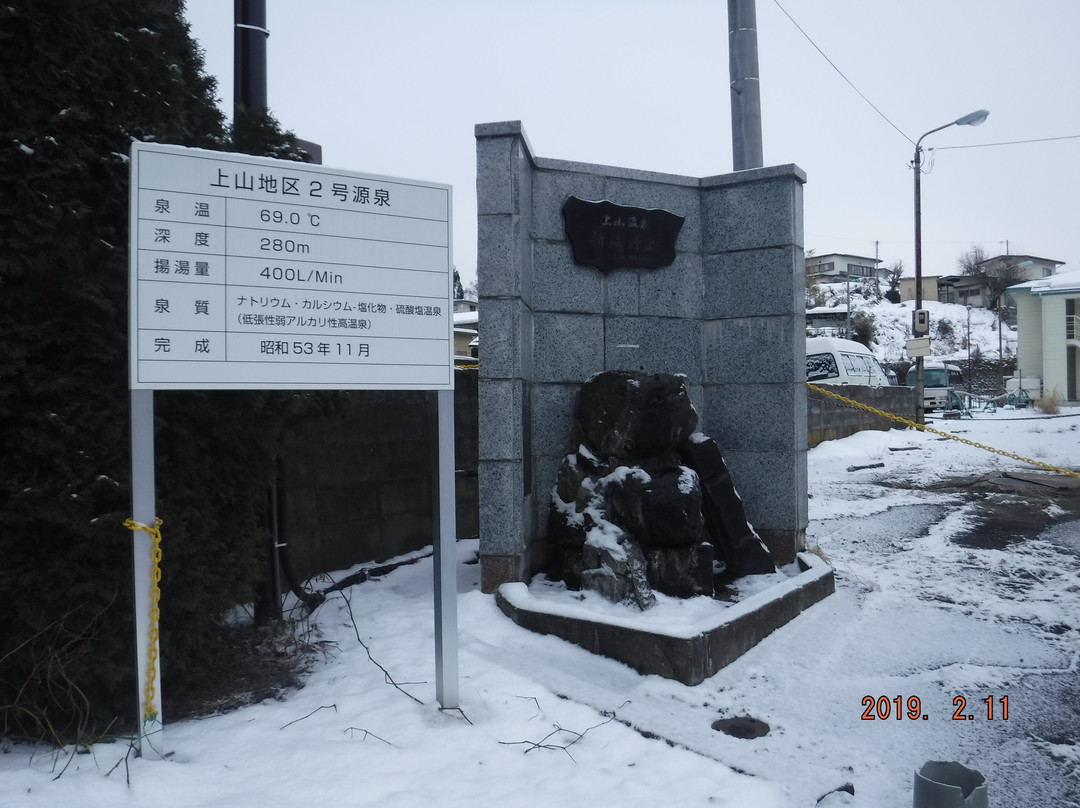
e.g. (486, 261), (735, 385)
(861, 695), (1009, 721)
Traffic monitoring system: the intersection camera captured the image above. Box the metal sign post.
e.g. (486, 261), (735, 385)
(129, 388), (164, 757)
(433, 389), (459, 708)
(129, 142), (456, 754)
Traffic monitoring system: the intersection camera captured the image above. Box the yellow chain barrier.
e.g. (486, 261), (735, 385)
(807, 383), (1080, 480)
(124, 517), (163, 723)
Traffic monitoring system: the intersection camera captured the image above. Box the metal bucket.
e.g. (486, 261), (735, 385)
(913, 761), (988, 808)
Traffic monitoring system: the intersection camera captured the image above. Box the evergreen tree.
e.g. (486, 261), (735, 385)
(0, 0), (317, 742)
(453, 267), (465, 300)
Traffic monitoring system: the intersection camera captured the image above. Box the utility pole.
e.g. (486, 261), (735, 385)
(729, 0), (763, 170)
(234, 0), (282, 624)
(234, 0), (268, 117)
(234, 1), (322, 163)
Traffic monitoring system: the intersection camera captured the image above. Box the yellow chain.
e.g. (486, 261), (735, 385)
(124, 517), (163, 723)
(807, 383), (1080, 480)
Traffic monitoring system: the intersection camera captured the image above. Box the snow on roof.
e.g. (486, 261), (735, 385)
(805, 336), (873, 354)
(453, 310), (478, 325)
(1010, 266), (1080, 294)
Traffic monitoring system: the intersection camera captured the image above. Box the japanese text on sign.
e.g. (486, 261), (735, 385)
(129, 142), (453, 390)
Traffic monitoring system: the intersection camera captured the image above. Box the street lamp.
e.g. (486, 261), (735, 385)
(912, 108), (989, 423)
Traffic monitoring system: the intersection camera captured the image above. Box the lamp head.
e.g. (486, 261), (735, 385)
(955, 109), (990, 127)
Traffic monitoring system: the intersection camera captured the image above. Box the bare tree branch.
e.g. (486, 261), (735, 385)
(439, 706), (473, 725)
(957, 244), (987, 275)
(499, 704), (626, 763)
(344, 727), (392, 744)
(336, 590), (425, 705)
(280, 704), (338, 730)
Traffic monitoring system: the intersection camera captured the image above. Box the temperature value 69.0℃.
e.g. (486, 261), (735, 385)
(130, 141), (453, 391)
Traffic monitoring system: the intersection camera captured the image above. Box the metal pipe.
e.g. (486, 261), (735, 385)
(728, 0), (763, 170)
(234, 0), (268, 114)
(913, 137), (926, 424)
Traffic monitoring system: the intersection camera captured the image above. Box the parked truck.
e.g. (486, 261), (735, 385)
(905, 359), (964, 411)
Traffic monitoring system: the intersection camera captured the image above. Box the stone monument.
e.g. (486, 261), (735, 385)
(546, 369), (775, 609)
(476, 121), (807, 593)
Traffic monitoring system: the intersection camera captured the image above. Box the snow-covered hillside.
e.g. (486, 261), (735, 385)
(811, 283), (1018, 367)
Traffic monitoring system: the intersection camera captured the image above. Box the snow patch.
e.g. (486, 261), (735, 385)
(583, 508), (626, 559)
(677, 465), (698, 494)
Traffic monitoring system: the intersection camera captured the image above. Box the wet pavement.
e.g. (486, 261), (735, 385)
(804, 472), (1080, 807)
(924, 472), (1080, 551)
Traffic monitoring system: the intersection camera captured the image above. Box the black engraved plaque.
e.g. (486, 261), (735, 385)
(561, 196), (684, 275)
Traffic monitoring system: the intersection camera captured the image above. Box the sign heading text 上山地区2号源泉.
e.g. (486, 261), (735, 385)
(129, 142), (453, 391)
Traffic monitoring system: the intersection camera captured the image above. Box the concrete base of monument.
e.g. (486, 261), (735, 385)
(494, 552), (834, 686)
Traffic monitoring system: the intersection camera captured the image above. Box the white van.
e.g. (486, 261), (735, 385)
(905, 359), (964, 411)
(806, 337), (890, 387)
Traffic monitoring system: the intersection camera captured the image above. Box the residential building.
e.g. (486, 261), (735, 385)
(806, 253), (887, 284)
(453, 309), (479, 364)
(936, 254), (1063, 311)
(1010, 267), (1080, 402)
(805, 305), (849, 337)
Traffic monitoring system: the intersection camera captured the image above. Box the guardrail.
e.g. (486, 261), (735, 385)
(946, 387), (1033, 414)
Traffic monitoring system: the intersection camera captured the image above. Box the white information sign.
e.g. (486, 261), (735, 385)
(906, 337), (932, 358)
(129, 142), (453, 390)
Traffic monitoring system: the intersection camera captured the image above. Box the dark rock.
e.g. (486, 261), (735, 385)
(573, 371), (698, 461)
(542, 371), (772, 606)
(554, 452), (590, 503)
(546, 495), (587, 549)
(544, 544), (584, 589)
(580, 525), (656, 610)
(678, 436), (775, 576)
(604, 465), (704, 548)
(643, 542), (715, 598)
(547, 453), (596, 549)
(572, 442), (610, 476)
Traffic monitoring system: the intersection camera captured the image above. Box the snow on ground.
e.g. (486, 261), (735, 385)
(2, 410), (1078, 807)
(865, 297), (1013, 366)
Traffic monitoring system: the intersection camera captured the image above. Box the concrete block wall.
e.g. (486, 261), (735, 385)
(807, 384), (918, 447)
(477, 121), (807, 592)
(281, 372), (479, 584)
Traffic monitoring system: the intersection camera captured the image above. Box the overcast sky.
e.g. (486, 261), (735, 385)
(184, 0), (1080, 289)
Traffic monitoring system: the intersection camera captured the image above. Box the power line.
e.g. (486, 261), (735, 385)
(934, 134), (1080, 150)
(771, 0), (914, 145)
